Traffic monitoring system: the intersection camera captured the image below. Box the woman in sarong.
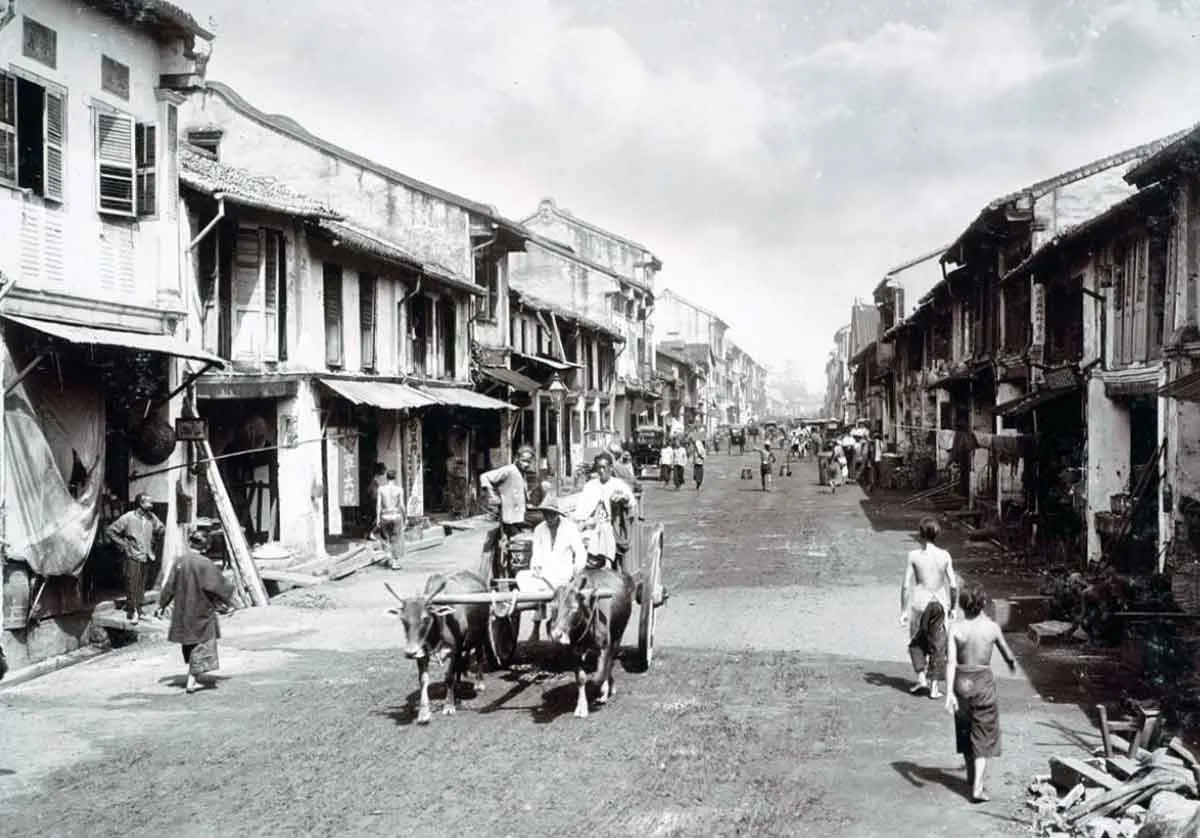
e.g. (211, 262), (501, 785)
(156, 529), (235, 694)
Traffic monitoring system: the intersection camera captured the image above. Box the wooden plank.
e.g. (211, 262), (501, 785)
(1105, 756), (1140, 781)
(1049, 756), (1121, 792)
(198, 437), (269, 607)
(1029, 620), (1077, 646)
(257, 569), (323, 587)
(1168, 737), (1200, 767)
(328, 547), (386, 581)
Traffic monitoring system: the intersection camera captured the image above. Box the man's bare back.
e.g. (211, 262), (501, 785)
(903, 544), (956, 614)
(378, 484), (404, 521)
(950, 615), (1015, 669)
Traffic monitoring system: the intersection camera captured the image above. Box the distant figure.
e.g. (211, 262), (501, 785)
(900, 517), (958, 700)
(368, 462), (387, 535)
(155, 528), (235, 694)
(945, 583), (1017, 804)
(752, 441), (776, 491)
(692, 436), (706, 490)
(659, 441), (674, 486)
(106, 493), (164, 625)
(672, 438), (688, 490)
(828, 442), (847, 493)
(376, 470), (406, 570)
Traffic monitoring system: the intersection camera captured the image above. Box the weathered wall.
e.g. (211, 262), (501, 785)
(277, 379), (326, 558)
(1086, 378), (1131, 562)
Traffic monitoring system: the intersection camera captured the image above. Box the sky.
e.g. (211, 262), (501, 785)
(185, 0), (1200, 393)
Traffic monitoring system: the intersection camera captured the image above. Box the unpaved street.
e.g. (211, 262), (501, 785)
(2, 458), (1096, 837)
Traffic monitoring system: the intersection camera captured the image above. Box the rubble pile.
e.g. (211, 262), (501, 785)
(1028, 741), (1200, 837)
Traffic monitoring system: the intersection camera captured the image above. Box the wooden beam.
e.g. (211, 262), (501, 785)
(197, 437), (270, 607)
(258, 569), (323, 587)
(547, 311), (568, 362)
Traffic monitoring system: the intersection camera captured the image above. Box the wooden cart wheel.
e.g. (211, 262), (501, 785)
(480, 527), (520, 669)
(637, 525), (663, 671)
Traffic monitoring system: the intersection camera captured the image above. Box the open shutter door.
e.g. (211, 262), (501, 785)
(95, 110), (134, 216)
(43, 88), (64, 202)
(263, 231), (280, 361)
(231, 227), (263, 360)
(0, 72), (16, 184)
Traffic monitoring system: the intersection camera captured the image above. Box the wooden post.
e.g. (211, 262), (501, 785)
(198, 436), (269, 606)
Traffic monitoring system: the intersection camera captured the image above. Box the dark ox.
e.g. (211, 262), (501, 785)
(547, 567), (633, 719)
(385, 572), (489, 725)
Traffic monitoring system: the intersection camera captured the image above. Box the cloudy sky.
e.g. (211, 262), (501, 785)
(186, 0), (1200, 392)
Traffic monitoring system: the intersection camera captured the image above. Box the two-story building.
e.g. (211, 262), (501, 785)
(655, 288), (728, 434)
(519, 198), (661, 439)
(0, 0), (219, 668)
(176, 81), (527, 549)
(655, 343), (704, 430)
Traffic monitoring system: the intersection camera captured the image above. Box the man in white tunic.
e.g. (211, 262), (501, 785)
(572, 452), (635, 568)
(900, 516), (959, 699)
(516, 495), (587, 642)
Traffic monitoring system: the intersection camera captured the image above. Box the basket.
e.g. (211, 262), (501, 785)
(507, 533), (534, 572)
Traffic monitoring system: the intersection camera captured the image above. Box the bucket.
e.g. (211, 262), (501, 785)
(251, 543), (293, 571)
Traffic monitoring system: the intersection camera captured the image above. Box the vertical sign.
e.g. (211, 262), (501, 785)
(338, 432), (359, 507)
(1030, 282), (1046, 383)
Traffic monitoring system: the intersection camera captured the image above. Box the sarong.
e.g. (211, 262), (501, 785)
(953, 665), (1001, 758)
(908, 600), (947, 680)
(693, 463), (704, 487)
(182, 637), (220, 676)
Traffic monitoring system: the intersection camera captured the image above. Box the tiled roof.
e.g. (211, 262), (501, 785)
(1127, 121), (1200, 186)
(656, 344), (696, 370)
(310, 220), (483, 297)
(510, 289), (624, 342)
(180, 148), (341, 220)
(81, 0), (213, 39)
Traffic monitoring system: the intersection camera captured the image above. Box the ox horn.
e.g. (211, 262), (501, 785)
(383, 582), (405, 603)
(423, 577), (449, 608)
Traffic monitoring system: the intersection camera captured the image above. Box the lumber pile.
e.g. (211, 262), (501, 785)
(1028, 729), (1200, 836)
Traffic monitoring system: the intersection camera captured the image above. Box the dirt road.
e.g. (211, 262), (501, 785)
(1, 457), (1097, 837)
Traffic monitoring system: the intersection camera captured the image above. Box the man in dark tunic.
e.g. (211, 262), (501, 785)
(155, 529), (235, 694)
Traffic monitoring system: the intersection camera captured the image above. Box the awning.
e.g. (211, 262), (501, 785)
(511, 350), (578, 371)
(419, 386), (513, 410)
(318, 377), (437, 409)
(4, 313), (227, 367)
(992, 383), (1080, 418)
(1160, 369), (1200, 402)
(1105, 366), (1162, 398)
(478, 366), (539, 393)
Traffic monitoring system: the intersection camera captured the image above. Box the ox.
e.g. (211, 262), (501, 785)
(547, 567), (633, 718)
(385, 572), (489, 725)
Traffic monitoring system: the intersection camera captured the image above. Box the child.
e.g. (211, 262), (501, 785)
(945, 583), (1017, 804)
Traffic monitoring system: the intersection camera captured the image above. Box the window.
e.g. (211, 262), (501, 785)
(359, 273), (376, 371)
(135, 123), (156, 216)
(22, 18), (56, 69)
(95, 109), (133, 215)
(0, 70), (65, 201)
(440, 297), (456, 378)
(230, 227), (285, 362)
(101, 56), (130, 100)
(408, 294), (431, 375)
(475, 252), (498, 321)
(324, 263), (344, 367)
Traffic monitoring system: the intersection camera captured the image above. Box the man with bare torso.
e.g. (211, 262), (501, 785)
(376, 470), (406, 570)
(945, 583), (1017, 803)
(900, 517), (958, 699)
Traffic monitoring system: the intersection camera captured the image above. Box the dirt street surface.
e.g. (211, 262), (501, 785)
(1, 458), (1099, 837)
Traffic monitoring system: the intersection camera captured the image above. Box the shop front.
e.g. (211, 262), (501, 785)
(417, 385), (514, 519)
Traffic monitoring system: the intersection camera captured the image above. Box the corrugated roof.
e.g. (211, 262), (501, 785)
(418, 385), (513, 410)
(203, 81), (531, 241)
(510, 288), (625, 342)
(318, 378), (437, 410)
(81, 0), (213, 39)
(180, 148), (342, 220)
(478, 366), (540, 393)
(311, 220), (482, 297)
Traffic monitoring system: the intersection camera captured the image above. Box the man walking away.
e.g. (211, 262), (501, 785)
(659, 441), (674, 486)
(672, 438), (688, 489)
(376, 470), (406, 570)
(900, 517), (958, 699)
(367, 462), (387, 540)
(155, 528), (235, 694)
(692, 436), (706, 490)
(106, 492), (164, 624)
(946, 583), (1017, 803)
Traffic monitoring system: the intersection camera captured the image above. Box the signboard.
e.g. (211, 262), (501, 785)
(337, 432), (359, 507)
(174, 418), (208, 441)
(1030, 283), (1046, 348)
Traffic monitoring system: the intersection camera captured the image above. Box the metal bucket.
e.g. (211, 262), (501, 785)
(507, 533), (534, 572)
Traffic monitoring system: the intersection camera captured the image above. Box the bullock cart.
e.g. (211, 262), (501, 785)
(449, 517), (668, 671)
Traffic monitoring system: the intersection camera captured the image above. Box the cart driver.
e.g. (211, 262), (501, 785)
(517, 495), (587, 642)
(480, 445), (537, 537)
(572, 452), (635, 569)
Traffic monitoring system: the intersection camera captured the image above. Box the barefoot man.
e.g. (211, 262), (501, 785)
(900, 517), (958, 699)
(945, 583), (1017, 803)
(376, 470), (406, 570)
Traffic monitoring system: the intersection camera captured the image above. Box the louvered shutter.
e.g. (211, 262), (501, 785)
(135, 123), (156, 216)
(232, 227), (263, 360)
(43, 88), (64, 201)
(324, 263), (344, 366)
(263, 231), (281, 362)
(359, 274), (376, 371)
(0, 73), (16, 184)
(95, 109), (134, 216)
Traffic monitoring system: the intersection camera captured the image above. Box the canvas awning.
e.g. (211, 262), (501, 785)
(478, 366), (539, 393)
(1160, 369), (1200, 402)
(318, 377), (437, 410)
(3, 313), (227, 368)
(511, 350), (578, 371)
(419, 386), (513, 410)
(992, 383), (1080, 418)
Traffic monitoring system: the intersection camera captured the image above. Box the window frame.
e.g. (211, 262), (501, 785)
(0, 68), (66, 203)
(135, 121), (156, 217)
(94, 104), (136, 217)
(359, 273), (377, 372)
(323, 262), (345, 368)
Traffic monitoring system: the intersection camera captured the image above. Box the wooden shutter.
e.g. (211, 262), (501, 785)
(95, 109), (134, 216)
(263, 231), (281, 362)
(135, 122), (156, 216)
(324, 263), (344, 367)
(0, 72), (16, 184)
(231, 227), (262, 360)
(43, 88), (64, 202)
(359, 274), (376, 371)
